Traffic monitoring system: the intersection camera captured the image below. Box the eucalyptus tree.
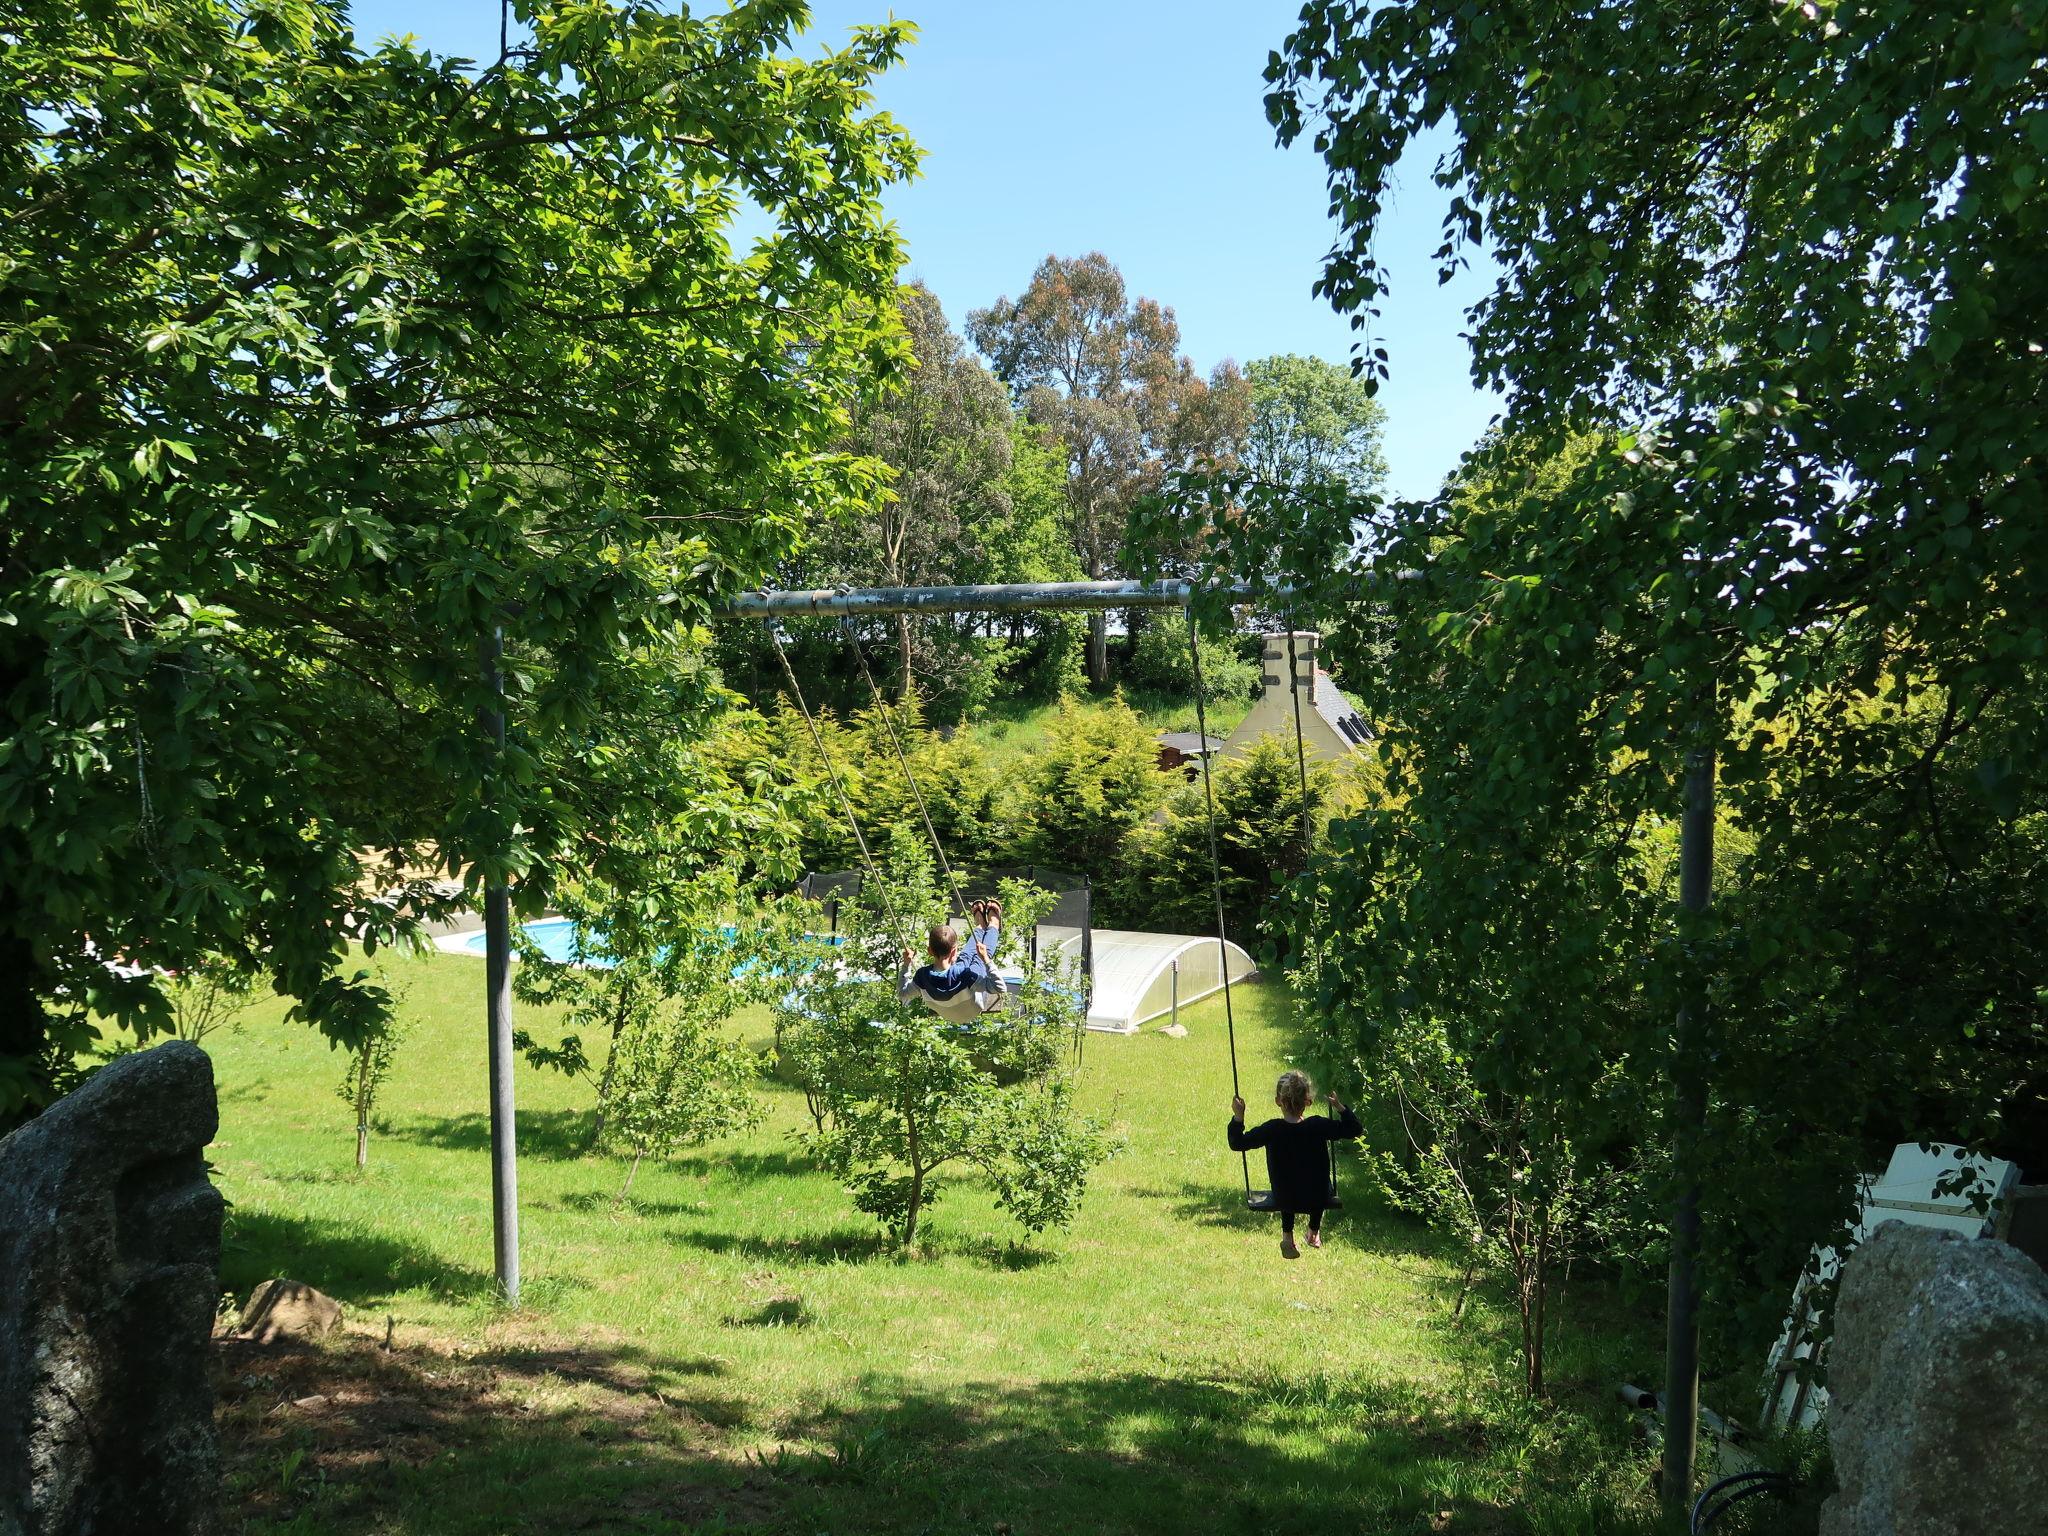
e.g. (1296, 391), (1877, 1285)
(0, 0), (916, 1124)
(827, 283), (1017, 699)
(969, 254), (1249, 683)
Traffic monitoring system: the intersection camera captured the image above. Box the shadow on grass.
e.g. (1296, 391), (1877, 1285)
(723, 1296), (816, 1330)
(218, 1331), (1672, 1536)
(664, 1147), (821, 1181)
(670, 1223), (1058, 1272)
(1142, 1175), (1465, 1266)
(220, 1208), (497, 1308)
(390, 1108), (594, 1160)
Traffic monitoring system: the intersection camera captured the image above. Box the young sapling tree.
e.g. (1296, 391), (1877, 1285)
(335, 969), (405, 1170)
(167, 953), (261, 1046)
(515, 867), (811, 1200)
(779, 840), (1113, 1248)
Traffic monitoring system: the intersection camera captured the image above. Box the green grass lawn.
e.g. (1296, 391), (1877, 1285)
(206, 946), (1671, 1535)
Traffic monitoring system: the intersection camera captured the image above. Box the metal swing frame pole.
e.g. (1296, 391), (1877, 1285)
(726, 579), (1244, 618)
(480, 624), (520, 1306)
(721, 573), (1426, 621)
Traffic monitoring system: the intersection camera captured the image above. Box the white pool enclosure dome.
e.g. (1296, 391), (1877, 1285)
(1057, 929), (1257, 1034)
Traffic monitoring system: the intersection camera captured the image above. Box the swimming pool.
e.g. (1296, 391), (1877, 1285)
(454, 918), (846, 976)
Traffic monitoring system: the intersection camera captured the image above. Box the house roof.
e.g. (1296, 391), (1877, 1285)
(1311, 670), (1373, 749)
(1156, 731), (1226, 755)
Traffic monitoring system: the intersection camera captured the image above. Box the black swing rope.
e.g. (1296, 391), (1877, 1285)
(837, 616), (979, 937)
(842, 618), (1102, 1054)
(1185, 604), (1253, 1202)
(1196, 609), (1342, 1211)
(1284, 620), (1341, 1209)
(763, 619), (914, 958)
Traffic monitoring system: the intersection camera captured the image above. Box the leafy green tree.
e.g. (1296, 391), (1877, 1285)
(969, 254), (1249, 683)
(1018, 695), (1166, 882)
(1133, 0), (2048, 1459)
(827, 283), (1017, 700)
(1268, 0), (2048, 1333)
(1121, 621), (1257, 705)
(976, 419), (1090, 705)
(166, 953), (261, 1047)
(1242, 354), (1387, 495)
(595, 964), (765, 1206)
(989, 421), (1089, 589)
(777, 843), (1112, 1247)
(1356, 1009), (1646, 1397)
(757, 694), (1007, 878)
(509, 692), (812, 1143)
(511, 864), (801, 1200)
(0, 0), (915, 1124)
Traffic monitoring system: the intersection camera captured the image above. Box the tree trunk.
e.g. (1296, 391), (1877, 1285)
(903, 1107), (924, 1248)
(588, 1058), (616, 1148)
(1529, 1214), (1550, 1398)
(588, 983), (635, 1149)
(1504, 1196), (1539, 1397)
(614, 1147), (647, 1207)
(896, 613), (915, 702)
(1086, 611), (1109, 687)
(0, 929), (51, 1134)
(904, 1162), (924, 1248)
(356, 1117), (369, 1169)
(1451, 1243), (1486, 1323)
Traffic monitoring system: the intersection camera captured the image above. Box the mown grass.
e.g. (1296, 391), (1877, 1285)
(206, 945), (1678, 1535)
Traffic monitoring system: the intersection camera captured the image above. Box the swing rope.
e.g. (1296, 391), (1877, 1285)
(1284, 620), (1341, 1206)
(838, 616), (979, 935)
(1187, 605), (1252, 1202)
(763, 619), (913, 956)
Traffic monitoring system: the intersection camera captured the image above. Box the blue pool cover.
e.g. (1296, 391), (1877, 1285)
(459, 919), (843, 978)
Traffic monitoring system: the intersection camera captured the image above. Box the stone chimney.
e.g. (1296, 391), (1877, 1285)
(1260, 632), (1318, 699)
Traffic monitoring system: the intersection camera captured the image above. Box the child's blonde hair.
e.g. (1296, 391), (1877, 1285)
(927, 923), (959, 960)
(1275, 1070), (1313, 1117)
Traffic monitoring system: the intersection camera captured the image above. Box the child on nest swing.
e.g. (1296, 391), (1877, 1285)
(1230, 1069), (1363, 1259)
(898, 899), (1004, 1022)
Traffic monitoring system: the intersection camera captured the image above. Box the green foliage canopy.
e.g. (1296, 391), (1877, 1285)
(1120, 734), (1331, 945)
(969, 253), (1251, 683)
(1120, 620), (1257, 706)
(1235, 0), (2048, 1358)
(1018, 695), (1166, 878)
(1242, 353), (1387, 495)
(0, 0), (916, 1120)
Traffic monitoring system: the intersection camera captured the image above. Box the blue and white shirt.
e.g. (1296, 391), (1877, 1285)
(900, 924), (1004, 1021)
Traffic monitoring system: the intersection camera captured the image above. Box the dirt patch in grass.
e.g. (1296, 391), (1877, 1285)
(216, 1322), (777, 1532)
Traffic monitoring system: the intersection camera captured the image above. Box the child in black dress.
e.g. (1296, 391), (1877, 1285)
(1229, 1069), (1363, 1259)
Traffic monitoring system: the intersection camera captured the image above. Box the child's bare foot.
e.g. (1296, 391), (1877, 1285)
(1306, 1230), (1323, 1250)
(1281, 1234), (1300, 1259)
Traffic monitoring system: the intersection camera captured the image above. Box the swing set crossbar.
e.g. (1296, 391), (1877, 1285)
(725, 579), (1264, 618)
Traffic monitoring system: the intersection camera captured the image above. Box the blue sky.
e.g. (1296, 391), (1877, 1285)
(343, 0), (1501, 500)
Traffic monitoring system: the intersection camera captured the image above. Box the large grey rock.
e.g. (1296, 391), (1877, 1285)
(1821, 1222), (2048, 1536)
(0, 1041), (225, 1536)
